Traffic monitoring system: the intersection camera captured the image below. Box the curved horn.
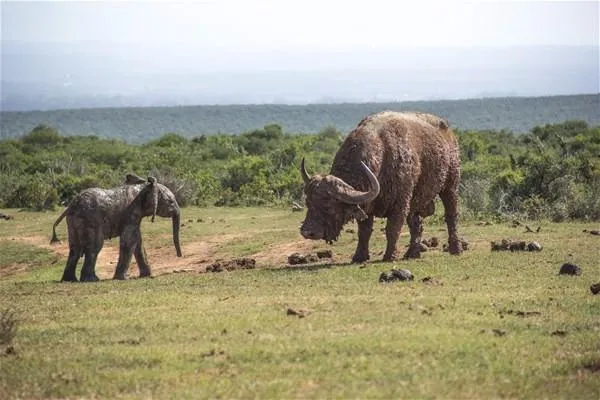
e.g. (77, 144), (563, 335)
(300, 157), (311, 184)
(330, 161), (380, 205)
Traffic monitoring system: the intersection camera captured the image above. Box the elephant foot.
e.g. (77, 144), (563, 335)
(80, 275), (100, 283)
(403, 244), (422, 260)
(351, 252), (370, 264)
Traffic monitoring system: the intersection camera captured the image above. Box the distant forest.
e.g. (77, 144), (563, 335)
(1, 94), (599, 143)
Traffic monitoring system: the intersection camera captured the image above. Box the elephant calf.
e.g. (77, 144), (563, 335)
(51, 174), (182, 282)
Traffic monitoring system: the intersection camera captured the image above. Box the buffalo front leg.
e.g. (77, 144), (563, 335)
(113, 225), (138, 280)
(61, 248), (81, 282)
(133, 231), (152, 278)
(440, 189), (462, 255)
(404, 212), (424, 259)
(351, 215), (374, 263)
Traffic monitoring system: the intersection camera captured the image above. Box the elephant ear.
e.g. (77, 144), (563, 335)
(147, 177), (158, 222)
(125, 174), (146, 185)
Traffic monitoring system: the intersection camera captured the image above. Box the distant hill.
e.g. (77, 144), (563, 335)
(1, 94), (598, 143)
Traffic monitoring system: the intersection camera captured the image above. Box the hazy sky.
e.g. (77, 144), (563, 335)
(2, 0), (599, 50)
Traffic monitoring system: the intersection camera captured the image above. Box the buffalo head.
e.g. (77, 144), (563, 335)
(299, 158), (380, 243)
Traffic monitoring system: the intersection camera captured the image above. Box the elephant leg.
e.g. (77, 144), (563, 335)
(80, 227), (102, 282)
(404, 212), (424, 259)
(133, 231), (152, 278)
(352, 215), (374, 263)
(61, 247), (81, 282)
(113, 225), (138, 280)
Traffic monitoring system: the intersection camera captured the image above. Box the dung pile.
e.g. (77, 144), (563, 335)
(206, 258), (256, 272)
(490, 239), (542, 252)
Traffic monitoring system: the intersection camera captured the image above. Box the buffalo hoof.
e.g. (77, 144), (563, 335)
(60, 276), (78, 283)
(113, 274), (126, 280)
(351, 253), (370, 263)
(448, 243), (463, 255)
(403, 245), (422, 259)
(80, 275), (100, 283)
(382, 253), (398, 262)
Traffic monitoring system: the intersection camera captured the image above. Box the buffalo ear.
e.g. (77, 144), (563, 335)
(125, 174), (145, 185)
(350, 205), (368, 222)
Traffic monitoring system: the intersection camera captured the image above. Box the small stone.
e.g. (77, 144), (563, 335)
(559, 263), (581, 276)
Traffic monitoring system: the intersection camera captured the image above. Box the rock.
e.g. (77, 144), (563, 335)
(316, 250), (333, 259)
(288, 253), (319, 265)
(391, 269), (414, 281)
(379, 269), (414, 283)
(559, 263), (581, 276)
(527, 241), (543, 251)
(590, 283), (600, 295)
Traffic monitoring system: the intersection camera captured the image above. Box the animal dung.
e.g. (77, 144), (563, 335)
(583, 229), (600, 236)
(205, 258), (256, 272)
(287, 253), (319, 265)
(286, 307), (311, 318)
(589, 283), (600, 295)
(421, 237), (439, 248)
(558, 263), (581, 276)
(315, 250), (333, 259)
(490, 239), (542, 252)
(0, 212), (13, 220)
(379, 268), (414, 283)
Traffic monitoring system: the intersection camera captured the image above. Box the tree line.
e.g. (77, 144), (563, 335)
(1, 120), (599, 221)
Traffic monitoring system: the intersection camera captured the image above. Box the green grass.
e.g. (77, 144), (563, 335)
(1, 207), (599, 399)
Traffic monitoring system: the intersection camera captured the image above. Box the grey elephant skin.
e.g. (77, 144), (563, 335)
(50, 174), (182, 282)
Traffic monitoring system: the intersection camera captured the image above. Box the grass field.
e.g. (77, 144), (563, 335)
(0, 206), (599, 399)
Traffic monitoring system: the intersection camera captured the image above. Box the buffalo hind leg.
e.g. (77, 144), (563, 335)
(133, 231), (152, 278)
(383, 211), (408, 262)
(404, 212), (424, 259)
(61, 248), (81, 282)
(439, 189), (462, 255)
(352, 215), (374, 263)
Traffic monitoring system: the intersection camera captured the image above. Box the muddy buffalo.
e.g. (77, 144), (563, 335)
(300, 111), (462, 262)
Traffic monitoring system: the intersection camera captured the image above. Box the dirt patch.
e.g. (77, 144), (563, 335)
(206, 258), (256, 272)
(4, 233), (243, 279)
(251, 240), (321, 267)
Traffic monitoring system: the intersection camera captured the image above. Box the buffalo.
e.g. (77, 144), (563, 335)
(300, 111), (462, 262)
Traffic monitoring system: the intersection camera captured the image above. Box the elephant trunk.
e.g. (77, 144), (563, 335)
(172, 212), (182, 257)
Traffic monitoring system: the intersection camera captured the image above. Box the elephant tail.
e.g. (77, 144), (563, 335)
(50, 208), (69, 244)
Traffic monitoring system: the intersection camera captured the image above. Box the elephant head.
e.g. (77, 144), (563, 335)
(135, 176), (182, 257)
